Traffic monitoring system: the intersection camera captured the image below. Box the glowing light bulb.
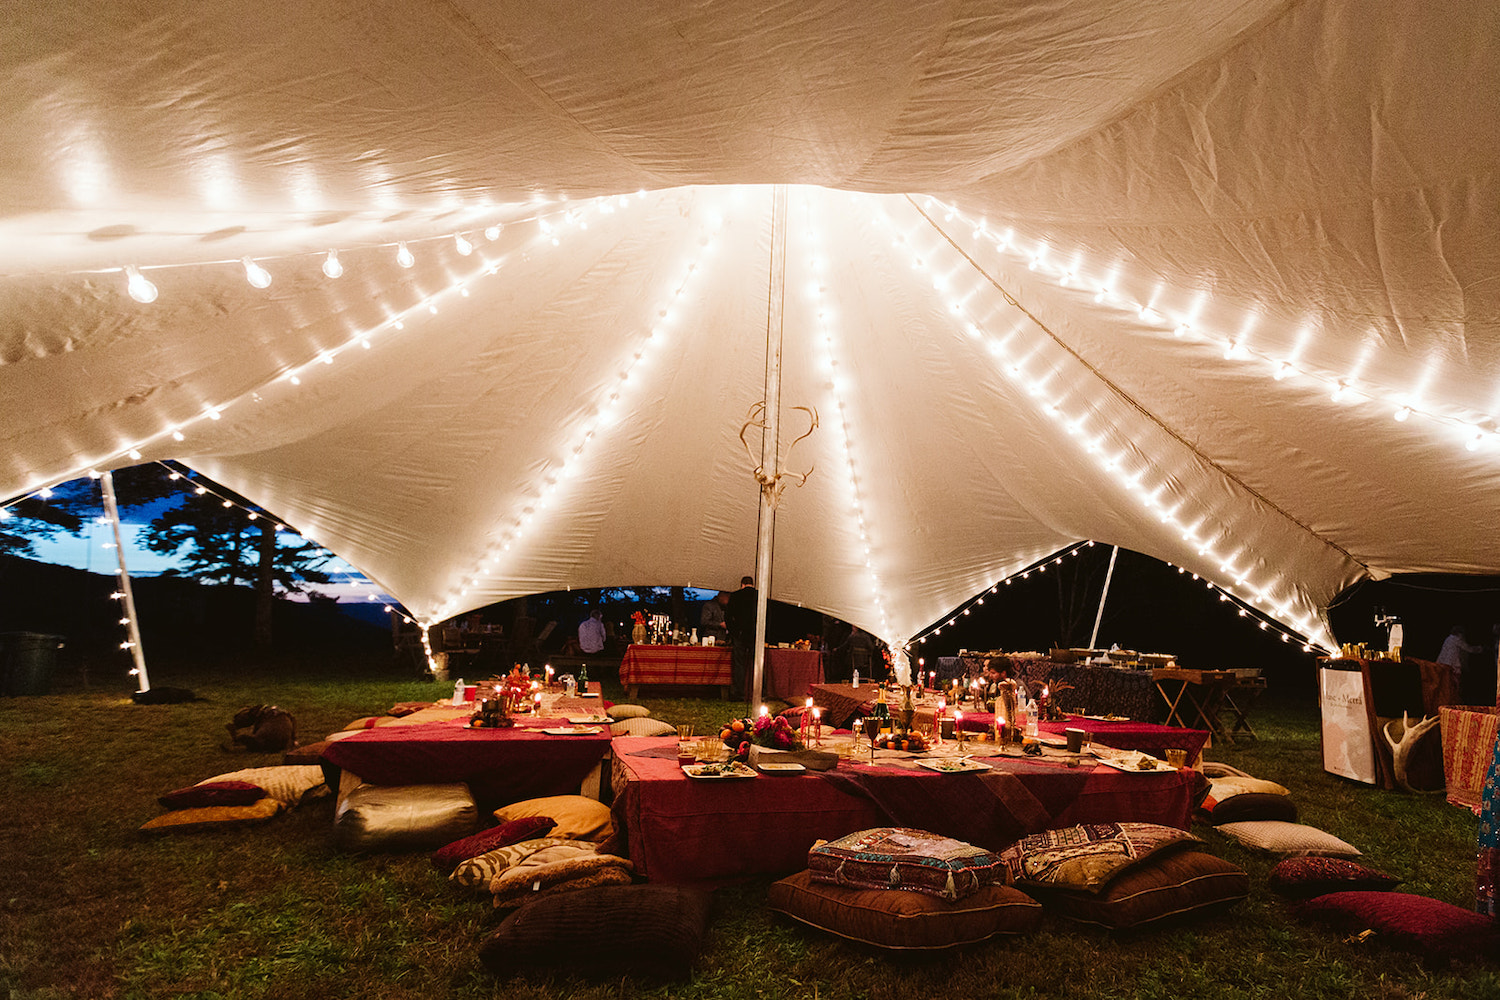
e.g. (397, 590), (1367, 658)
(322, 250), (343, 278)
(1274, 361), (1293, 380)
(241, 258), (272, 288)
(1467, 431), (1485, 451)
(455, 234), (473, 255)
(396, 242), (414, 268)
(1331, 380), (1350, 402)
(1393, 405), (1411, 422)
(484, 224), (503, 241)
(124, 266), (157, 303)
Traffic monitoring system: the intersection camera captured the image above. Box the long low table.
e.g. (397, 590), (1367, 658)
(935, 657), (1158, 721)
(321, 716), (612, 810)
(603, 736), (1201, 884)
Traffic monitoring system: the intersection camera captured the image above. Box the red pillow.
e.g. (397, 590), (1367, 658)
(431, 816), (556, 871)
(158, 781), (267, 810)
(1268, 858), (1400, 899)
(1297, 892), (1500, 961)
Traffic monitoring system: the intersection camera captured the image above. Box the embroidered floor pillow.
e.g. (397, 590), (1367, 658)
(158, 780), (266, 810)
(769, 869), (1042, 949)
(198, 765), (328, 808)
(1033, 849), (1249, 929)
(450, 837), (597, 890)
(1268, 857), (1401, 899)
(997, 823), (1200, 893)
(489, 850), (635, 908)
(808, 828), (1005, 901)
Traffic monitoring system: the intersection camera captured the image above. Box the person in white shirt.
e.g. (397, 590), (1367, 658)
(1437, 624), (1482, 687)
(578, 610), (606, 655)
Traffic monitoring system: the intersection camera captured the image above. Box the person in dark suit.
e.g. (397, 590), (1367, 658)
(725, 575), (758, 700)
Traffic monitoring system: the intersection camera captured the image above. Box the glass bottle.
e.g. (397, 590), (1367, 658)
(872, 687), (892, 736)
(899, 685), (915, 734)
(577, 663), (589, 696)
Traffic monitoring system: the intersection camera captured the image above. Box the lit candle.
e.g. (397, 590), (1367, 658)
(954, 710), (965, 749)
(935, 697), (946, 744)
(996, 715), (1007, 745)
(812, 707), (822, 744)
(759, 704), (769, 718)
(802, 698), (813, 742)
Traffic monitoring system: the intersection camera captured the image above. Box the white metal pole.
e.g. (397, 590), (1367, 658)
(100, 471), (151, 693)
(1088, 545), (1119, 650)
(751, 185), (788, 708)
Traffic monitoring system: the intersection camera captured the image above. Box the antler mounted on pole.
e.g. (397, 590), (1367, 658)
(739, 401), (818, 508)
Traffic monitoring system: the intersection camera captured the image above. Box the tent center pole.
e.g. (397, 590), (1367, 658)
(101, 471), (151, 693)
(751, 185), (789, 709)
(1088, 544), (1119, 650)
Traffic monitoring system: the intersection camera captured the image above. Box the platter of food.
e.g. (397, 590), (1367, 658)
(1096, 753), (1176, 773)
(682, 761), (758, 780)
(756, 762), (806, 774)
(916, 757), (993, 773)
(541, 726), (603, 735)
(566, 715), (613, 725)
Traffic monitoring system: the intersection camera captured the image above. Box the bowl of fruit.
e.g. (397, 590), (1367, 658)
(873, 731), (929, 753)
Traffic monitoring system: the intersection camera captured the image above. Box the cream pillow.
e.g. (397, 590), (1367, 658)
(199, 765), (328, 807)
(608, 704), (651, 719)
(1208, 776), (1290, 801)
(494, 795), (613, 842)
(1215, 821), (1361, 858)
(610, 717), (677, 737)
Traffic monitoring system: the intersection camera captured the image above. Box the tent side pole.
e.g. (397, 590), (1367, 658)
(100, 471), (151, 693)
(751, 185), (788, 709)
(1088, 545), (1119, 650)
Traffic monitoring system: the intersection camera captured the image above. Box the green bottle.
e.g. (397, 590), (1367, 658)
(577, 664), (589, 696)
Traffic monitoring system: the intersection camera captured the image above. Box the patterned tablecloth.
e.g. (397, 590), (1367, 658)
(619, 644), (732, 691)
(935, 657), (1158, 721)
(603, 736), (1199, 883)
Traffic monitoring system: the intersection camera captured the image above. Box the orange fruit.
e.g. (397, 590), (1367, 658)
(730, 720), (747, 733)
(720, 728), (732, 741)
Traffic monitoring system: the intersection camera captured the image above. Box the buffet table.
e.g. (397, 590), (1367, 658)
(321, 716), (612, 810)
(604, 736), (1200, 884)
(619, 644), (731, 698)
(935, 657), (1157, 721)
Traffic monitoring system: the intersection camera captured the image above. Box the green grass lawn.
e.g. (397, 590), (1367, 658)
(1, 662), (1495, 999)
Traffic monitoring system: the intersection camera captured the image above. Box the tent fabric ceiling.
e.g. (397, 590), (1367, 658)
(2, 0), (1496, 651)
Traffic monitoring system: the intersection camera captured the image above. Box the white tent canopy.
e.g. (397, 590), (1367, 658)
(3, 1), (1496, 653)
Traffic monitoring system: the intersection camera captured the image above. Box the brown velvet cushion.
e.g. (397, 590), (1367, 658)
(1208, 792), (1299, 826)
(1297, 892), (1500, 961)
(769, 869), (1042, 950)
(479, 884), (712, 979)
(431, 815), (557, 871)
(158, 780), (267, 810)
(1034, 849), (1249, 929)
(808, 828), (1005, 901)
(1268, 857), (1401, 899)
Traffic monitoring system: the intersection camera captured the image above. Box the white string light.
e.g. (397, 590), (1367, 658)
(124, 266), (158, 303)
(321, 250), (343, 279)
(241, 257), (272, 289)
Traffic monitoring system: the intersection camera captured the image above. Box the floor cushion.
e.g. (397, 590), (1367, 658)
(199, 765), (328, 808)
(1297, 891), (1500, 961)
(998, 823), (1200, 893)
(431, 815), (557, 871)
(333, 781), (477, 852)
(158, 780), (266, 810)
(1034, 849), (1249, 929)
(451, 837), (598, 891)
(769, 869), (1042, 949)
(494, 794), (613, 842)
(479, 884), (712, 979)
(1268, 857), (1402, 899)
(140, 796), (283, 833)
(808, 828), (1005, 901)
(607, 704), (651, 719)
(1207, 792), (1299, 826)
(610, 717), (677, 737)
(1215, 821), (1361, 857)
(1203, 776), (1291, 809)
(490, 849), (635, 908)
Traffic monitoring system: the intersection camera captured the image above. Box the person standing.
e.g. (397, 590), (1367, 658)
(725, 576), (758, 701)
(699, 591), (729, 644)
(577, 609), (606, 655)
(1438, 625), (1483, 695)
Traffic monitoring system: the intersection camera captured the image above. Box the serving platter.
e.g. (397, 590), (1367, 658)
(682, 761), (758, 780)
(541, 726), (603, 735)
(916, 758), (993, 773)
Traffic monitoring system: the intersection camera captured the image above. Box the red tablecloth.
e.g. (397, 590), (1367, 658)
(940, 712), (1210, 762)
(619, 644), (731, 689)
(321, 717), (611, 810)
(603, 736), (1199, 883)
(764, 648), (825, 701)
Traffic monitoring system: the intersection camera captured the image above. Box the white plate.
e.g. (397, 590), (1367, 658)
(1097, 754), (1176, 773)
(757, 762), (806, 774)
(567, 715), (613, 725)
(916, 758), (993, 773)
(578, 692), (601, 698)
(682, 762), (758, 780)
(541, 726), (602, 735)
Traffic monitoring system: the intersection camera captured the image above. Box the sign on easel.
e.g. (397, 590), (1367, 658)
(1320, 664), (1376, 783)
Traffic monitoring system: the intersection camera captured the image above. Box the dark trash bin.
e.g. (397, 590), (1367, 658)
(0, 632), (64, 696)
